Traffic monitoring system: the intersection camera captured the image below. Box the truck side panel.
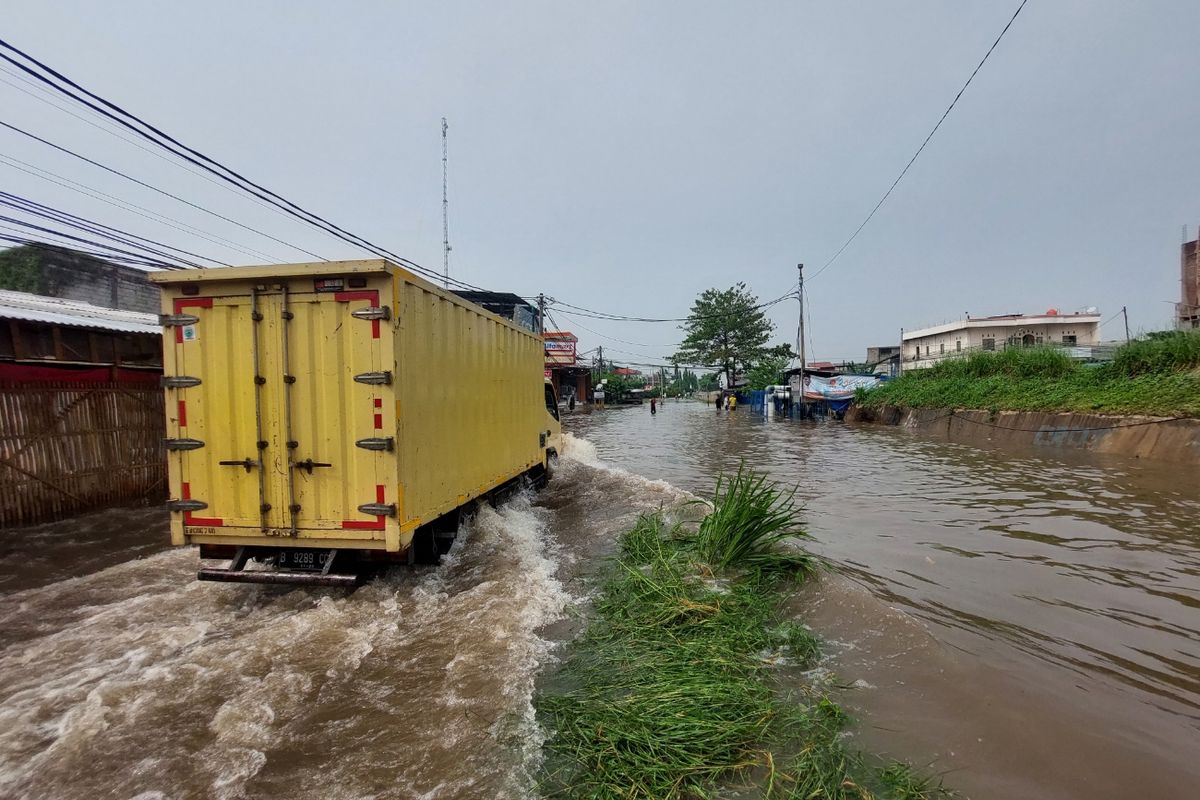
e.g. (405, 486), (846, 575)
(394, 278), (545, 536)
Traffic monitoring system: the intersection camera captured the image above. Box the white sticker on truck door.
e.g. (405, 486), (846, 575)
(181, 324), (198, 342)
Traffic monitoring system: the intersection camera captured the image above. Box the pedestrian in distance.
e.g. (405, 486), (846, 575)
(650, 397), (657, 415)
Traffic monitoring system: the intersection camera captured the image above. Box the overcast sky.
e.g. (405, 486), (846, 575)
(4, 1), (1198, 365)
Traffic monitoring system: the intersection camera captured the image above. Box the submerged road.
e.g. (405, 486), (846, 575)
(1, 400), (1198, 798)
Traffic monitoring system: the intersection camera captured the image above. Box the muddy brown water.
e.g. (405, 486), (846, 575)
(1, 400), (1198, 798)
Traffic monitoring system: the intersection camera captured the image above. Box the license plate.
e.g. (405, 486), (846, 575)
(276, 549), (328, 571)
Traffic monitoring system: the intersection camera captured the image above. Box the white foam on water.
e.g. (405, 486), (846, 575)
(0, 434), (699, 800)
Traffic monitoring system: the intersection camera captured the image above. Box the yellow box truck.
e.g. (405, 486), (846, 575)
(150, 260), (561, 586)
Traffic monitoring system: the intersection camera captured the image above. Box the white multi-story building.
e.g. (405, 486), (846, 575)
(901, 310), (1102, 370)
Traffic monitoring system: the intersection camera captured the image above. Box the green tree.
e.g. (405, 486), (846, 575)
(745, 344), (794, 389)
(0, 245), (48, 293)
(673, 283), (774, 390)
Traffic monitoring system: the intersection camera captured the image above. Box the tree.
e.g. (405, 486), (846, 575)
(745, 344), (795, 389)
(0, 245), (49, 294)
(673, 283), (775, 390)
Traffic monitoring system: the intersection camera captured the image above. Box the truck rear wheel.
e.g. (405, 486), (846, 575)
(410, 527), (440, 565)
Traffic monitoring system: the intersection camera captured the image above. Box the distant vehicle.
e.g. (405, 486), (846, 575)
(151, 260), (561, 587)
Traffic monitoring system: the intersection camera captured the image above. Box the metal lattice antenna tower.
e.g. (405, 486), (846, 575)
(441, 117), (450, 288)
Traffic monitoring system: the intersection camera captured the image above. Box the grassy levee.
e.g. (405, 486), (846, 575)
(861, 331), (1200, 417)
(537, 467), (951, 800)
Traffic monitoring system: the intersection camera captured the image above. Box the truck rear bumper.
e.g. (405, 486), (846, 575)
(197, 545), (367, 588)
(197, 566), (359, 588)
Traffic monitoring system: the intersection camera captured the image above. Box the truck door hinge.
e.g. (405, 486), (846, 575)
(159, 313), (199, 327)
(166, 498), (208, 512)
(161, 375), (202, 388)
(164, 437), (205, 451)
(355, 436), (395, 451)
(353, 371), (393, 386)
(357, 502), (397, 517)
(351, 306), (391, 321)
(218, 458), (258, 473)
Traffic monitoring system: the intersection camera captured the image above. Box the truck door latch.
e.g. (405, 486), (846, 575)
(293, 458), (333, 474)
(218, 458), (257, 473)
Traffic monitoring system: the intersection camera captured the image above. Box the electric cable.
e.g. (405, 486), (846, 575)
(0, 64), (359, 239)
(0, 152), (280, 261)
(548, 285), (797, 324)
(0, 231), (176, 269)
(0, 39), (493, 292)
(0, 216), (186, 269)
(809, 0), (1030, 282)
(0, 190), (224, 267)
(0, 121), (329, 260)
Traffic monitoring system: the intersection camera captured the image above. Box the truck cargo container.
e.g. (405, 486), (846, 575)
(150, 260), (561, 586)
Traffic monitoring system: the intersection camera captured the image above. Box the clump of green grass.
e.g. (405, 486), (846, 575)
(538, 472), (953, 800)
(1110, 329), (1200, 376)
(694, 464), (812, 571)
(862, 334), (1200, 417)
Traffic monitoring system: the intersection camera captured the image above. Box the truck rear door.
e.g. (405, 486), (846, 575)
(167, 280), (394, 543)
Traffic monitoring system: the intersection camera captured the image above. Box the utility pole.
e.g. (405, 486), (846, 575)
(441, 117), (451, 289)
(597, 345), (604, 375)
(537, 293), (545, 334)
(796, 262), (806, 369)
(1122, 305), (1130, 344)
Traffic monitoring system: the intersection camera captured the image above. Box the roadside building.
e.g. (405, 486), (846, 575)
(0, 245), (159, 314)
(866, 346), (901, 377)
(902, 310), (1102, 370)
(543, 330), (592, 404)
(0, 289), (164, 525)
(1180, 232), (1199, 329)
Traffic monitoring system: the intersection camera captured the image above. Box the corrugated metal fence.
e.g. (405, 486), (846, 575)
(0, 381), (165, 526)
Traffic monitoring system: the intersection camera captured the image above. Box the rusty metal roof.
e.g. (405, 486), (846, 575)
(0, 289), (159, 334)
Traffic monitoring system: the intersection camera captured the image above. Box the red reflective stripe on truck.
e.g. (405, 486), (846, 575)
(172, 297), (213, 343)
(342, 484), (387, 530)
(373, 413), (383, 429)
(333, 290), (381, 338)
(180, 481), (224, 526)
(177, 399), (187, 427)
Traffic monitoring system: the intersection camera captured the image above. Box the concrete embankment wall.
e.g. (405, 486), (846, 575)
(848, 405), (1200, 463)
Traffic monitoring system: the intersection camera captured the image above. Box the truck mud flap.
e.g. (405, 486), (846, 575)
(197, 547), (360, 588)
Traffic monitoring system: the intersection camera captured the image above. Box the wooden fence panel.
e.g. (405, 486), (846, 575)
(0, 381), (165, 526)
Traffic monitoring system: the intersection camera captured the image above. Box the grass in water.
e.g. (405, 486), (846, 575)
(694, 464), (811, 572)
(538, 470), (952, 800)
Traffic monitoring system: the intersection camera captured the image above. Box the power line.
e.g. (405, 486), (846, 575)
(0, 190), (224, 267)
(0, 152), (280, 261)
(552, 308), (682, 351)
(548, 286), (797, 324)
(0, 38), (492, 292)
(0, 231), (176, 270)
(0, 63), (352, 240)
(0, 120), (328, 260)
(0, 214), (187, 269)
(809, 0), (1030, 282)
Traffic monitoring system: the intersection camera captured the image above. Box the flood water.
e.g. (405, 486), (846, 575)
(1, 400), (1198, 799)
